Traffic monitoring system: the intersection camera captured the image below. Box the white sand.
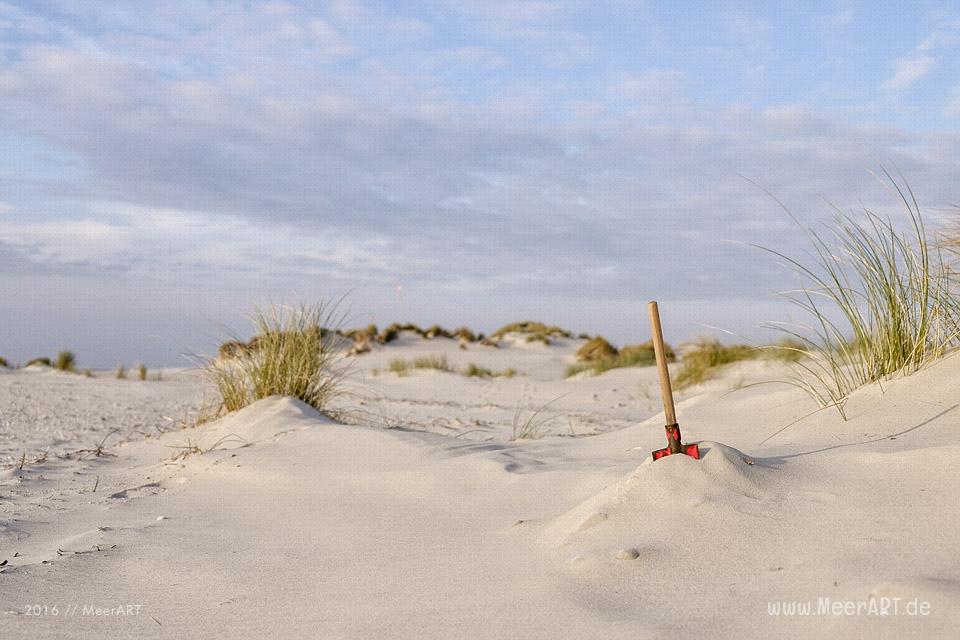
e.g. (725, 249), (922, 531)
(1, 337), (958, 638)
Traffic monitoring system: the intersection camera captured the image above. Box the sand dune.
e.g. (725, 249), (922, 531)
(1, 339), (958, 638)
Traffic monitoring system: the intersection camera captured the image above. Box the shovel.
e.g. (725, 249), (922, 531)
(648, 301), (700, 461)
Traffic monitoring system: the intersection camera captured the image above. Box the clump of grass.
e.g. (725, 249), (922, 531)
(115, 363), (127, 379)
(378, 325), (400, 343)
(464, 362), (493, 377)
(424, 325), (452, 339)
(26, 357), (51, 367)
(81, 368), (93, 378)
(454, 327), (477, 342)
(491, 321), (572, 340)
(576, 336), (617, 361)
(673, 338), (756, 389)
(760, 173), (960, 415)
(566, 340), (672, 377)
(388, 358), (411, 376)
(413, 354), (451, 371)
(511, 398), (562, 440)
(137, 363), (147, 381)
(55, 350), (76, 371)
(463, 363), (515, 378)
(525, 332), (551, 345)
(204, 302), (348, 415)
(0, 356), (7, 368)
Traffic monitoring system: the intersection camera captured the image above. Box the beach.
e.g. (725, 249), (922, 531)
(2, 335), (957, 638)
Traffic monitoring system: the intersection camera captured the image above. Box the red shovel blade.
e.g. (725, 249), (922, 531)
(651, 442), (700, 461)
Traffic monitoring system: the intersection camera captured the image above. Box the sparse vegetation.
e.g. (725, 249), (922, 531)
(761, 173), (960, 415)
(511, 398), (562, 440)
(413, 354), (452, 371)
(55, 350), (76, 371)
(454, 327), (477, 342)
(204, 302), (348, 415)
(115, 363), (127, 379)
(424, 325), (452, 339)
(673, 338), (756, 389)
(566, 340), (672, 377)
(491, 321), (572, 340)
(464, 362), (493, 377)
(0, 356), (7, 368)
(81, 368), (93, 378)
(137, 363), (147, 381)
(576, 336), (617, 362)
(388, 358), (411, 376)
(168, 433), (248, 462)
(26, 357), (51, 367)
(463, 363), (515, 378)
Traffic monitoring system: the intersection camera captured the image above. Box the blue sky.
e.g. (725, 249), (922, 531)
(1, 1), (959, 366)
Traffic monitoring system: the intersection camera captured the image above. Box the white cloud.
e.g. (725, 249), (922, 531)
(884, 55), (936, 90)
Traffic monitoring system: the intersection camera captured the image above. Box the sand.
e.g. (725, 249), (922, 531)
(1, 336), (958, 638)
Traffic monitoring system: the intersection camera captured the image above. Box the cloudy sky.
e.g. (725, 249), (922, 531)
(1, 1), (959, 366)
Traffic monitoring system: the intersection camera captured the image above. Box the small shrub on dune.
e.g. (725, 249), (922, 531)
(204, 302), (348, 415)
(0, 356), (8, 368)
(576, 336), (617, 362)
(26, 357), (52, 367)
(54, 351), (76, 372)
(137, 363), (147, 381)
(115, 363), (127, 379)
(413, 354), (452, 371)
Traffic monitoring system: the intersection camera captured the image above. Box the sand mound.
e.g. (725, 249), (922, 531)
(542, 441), (779, 548)
(207, 395), (337, 444)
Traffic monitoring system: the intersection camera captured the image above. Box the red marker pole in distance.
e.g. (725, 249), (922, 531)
(648, 301), (700, 461)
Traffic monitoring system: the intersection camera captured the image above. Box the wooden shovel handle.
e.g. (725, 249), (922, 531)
(647, 301), (677, 425)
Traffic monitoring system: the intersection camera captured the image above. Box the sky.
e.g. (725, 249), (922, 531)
(1, 1), (959, 367)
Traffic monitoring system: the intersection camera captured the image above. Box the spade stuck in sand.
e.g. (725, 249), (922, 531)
(648, 300), (701, 461)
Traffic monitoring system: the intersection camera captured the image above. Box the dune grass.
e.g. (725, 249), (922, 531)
(576, 336), (617, 362)
(26, 357), (51, 367)
(760, 173), (960, 415)
(566, 340), (673, 377)
(673, 338), (757, 389)
(0, 356), (7, 368)
(491, 321), (572, 340)
(137, 363), (148, 381)
(54, 351), (76, 371)
(115, 363), (127, 379)
(463, 363), (516, 378)
(413, 354), (452, 371)
(204, 302), (348, 416)
(387, 358), (410, 376)
(511, 398), (562, 440)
